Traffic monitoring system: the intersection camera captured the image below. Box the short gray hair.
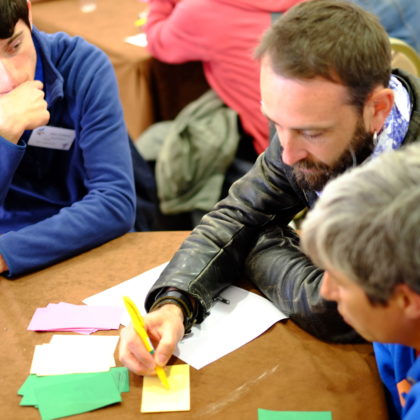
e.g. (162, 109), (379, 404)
(301, 143), (420, 304)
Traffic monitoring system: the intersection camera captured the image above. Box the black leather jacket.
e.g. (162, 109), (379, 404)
(146, 70), (420, 343)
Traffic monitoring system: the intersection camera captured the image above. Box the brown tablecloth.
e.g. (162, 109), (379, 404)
(31, 0), (209, 141)
(0, 232), (388, 419)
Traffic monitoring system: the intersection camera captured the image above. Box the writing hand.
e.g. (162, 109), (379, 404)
(118, 303), (184, 375)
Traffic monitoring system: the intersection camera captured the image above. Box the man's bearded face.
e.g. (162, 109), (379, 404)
(293, 116), (375, 191)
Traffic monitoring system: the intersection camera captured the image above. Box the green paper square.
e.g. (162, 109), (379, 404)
(35, 373), (121, 419)
(258, 409), (333, 420)
(19, 374), (88, 407)
(18, 368), (129, 408)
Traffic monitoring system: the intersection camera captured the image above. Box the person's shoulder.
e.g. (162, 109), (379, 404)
(35, 28), (108, 66)
(35, 29), (115, 98)
(374, 342), (418, 365)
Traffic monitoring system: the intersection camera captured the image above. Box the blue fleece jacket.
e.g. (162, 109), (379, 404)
(0, 27), (136, 276)
(374, 342), (420, 420)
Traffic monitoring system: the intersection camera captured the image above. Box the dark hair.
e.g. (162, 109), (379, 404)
(255, 0), (392, 111)
(0, 0), (31, 39)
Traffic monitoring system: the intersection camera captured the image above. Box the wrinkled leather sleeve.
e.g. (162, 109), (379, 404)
(145, 137), (302, 315)
(245, 224), (363, 343)
(145, 136), (362, 342)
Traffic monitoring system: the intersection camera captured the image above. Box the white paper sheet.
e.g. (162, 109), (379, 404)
(83, 262), (168, 326)
(124, 33), (148, 47)
(174, 285), (286, 369)
(30, 335), (119, 375)
(83, 263), (287, 369)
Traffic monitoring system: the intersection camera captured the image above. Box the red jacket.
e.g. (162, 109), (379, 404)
(146, 0), (305, 154)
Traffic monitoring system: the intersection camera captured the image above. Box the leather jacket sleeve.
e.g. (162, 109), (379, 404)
(245, 224), (363, 343)
(145, 136), (362, 343)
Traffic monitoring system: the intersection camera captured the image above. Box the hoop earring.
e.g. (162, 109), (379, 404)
(373, 131), (378, 146)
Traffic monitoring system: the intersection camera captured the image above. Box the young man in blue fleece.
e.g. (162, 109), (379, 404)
(301, 143), (420, 420)
(0, 0), (136, 277)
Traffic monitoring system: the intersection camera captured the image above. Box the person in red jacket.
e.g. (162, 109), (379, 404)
(145, 0), (305, 157)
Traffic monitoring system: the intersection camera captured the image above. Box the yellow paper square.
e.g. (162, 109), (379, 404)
(141, 364), (190, 413)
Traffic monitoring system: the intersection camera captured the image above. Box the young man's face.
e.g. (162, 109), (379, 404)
(320, 269), (404, 343)
(0, 20), (36, 95)
(260, 55), (374, 191)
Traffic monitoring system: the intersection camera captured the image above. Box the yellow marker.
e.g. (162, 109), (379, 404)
(122, 296), (170, 389)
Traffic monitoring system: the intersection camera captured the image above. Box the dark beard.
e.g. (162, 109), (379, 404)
(292, 120), (375, 191)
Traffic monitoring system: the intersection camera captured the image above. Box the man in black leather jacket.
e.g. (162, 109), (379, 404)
(119, 0), (420, 375)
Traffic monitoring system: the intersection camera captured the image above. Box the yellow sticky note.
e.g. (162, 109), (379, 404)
(141, 364), (190, 413)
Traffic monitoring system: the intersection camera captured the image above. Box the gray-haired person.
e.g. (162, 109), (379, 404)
(301, 143), (420, 420)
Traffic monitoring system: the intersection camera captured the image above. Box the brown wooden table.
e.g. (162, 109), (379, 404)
(31, 0), (209, 141)
(0, 232), (389, 419)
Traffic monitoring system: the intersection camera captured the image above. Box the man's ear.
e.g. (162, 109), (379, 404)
(27, 1), (33, 27)
(363, 87), (394, 133)
(395, 284), (420, 320)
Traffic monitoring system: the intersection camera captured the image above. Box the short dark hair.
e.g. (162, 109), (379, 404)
(255, 0), (392, 111)
(0, 0), (31, 39)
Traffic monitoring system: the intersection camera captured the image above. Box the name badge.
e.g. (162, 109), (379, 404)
(28, 126), (76, 151)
